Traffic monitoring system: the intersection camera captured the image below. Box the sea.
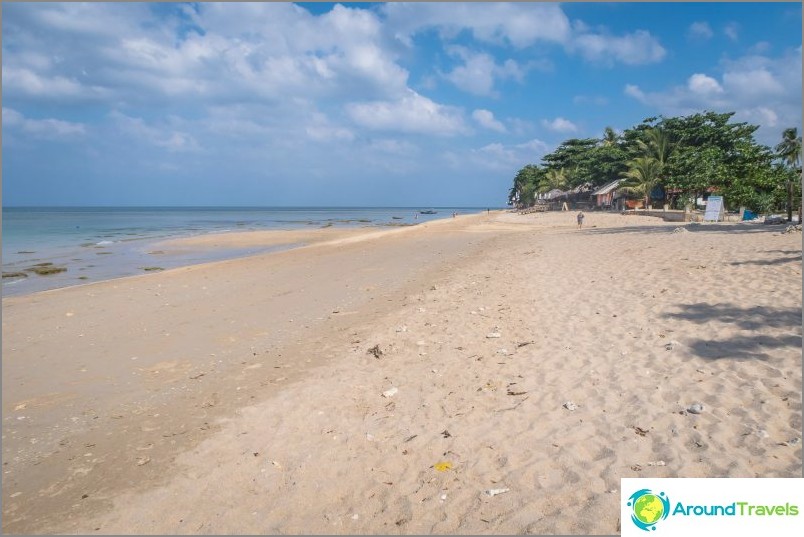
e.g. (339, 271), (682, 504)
(1, 207), (491, 297)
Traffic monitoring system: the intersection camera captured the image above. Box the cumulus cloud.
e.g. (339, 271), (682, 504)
(2, 107), (86, 139)
(687, 21), (714, 40)
(623, 48), (801, 145)
(383, 3), (664, 67)
(443, 46), (525, 97)
(346, 90), (468, 136)
(467, 138), (551, 171)
(383, 2), (571, 48)
(687, 73), (724, 95)
(110, 111), (199, 152)
(472, 109), (506, 132)
(541, 117), (578, 133)
(2, 2), (410, 107)
(570, 30), (666, 66)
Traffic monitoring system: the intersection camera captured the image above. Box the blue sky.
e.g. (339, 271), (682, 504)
(2, 2), (801, 207)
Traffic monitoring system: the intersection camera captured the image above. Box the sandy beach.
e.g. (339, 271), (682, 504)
(2, 210), (801, 534)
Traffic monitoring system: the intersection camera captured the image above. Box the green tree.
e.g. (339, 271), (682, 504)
(539, 167), (568, 192)
(620, 157), (663, 209)
(508, 164), (543, 208)
(775, 127), (802, 221)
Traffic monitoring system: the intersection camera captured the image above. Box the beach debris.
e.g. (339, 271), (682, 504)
(647, 460), (666, 467)
(395, 325), (408, 333)
(756, 429), (769, 439)
(516, 341), (534, 348)
(563, 401), (578, 411)
(367, 345), (383, 359)
(665, 340), (680, 351)
(484, 488), (510, 497)
(366, 433), (375, 442)
(672, 227), (689, 233)
(2, 272), (28, 279)
(686, 403), (704, 414)
(271, 460), (282, 469)
(433, 461), (453, 472)
(782, 224), (802, 233)
(778, 437), (800, 447)
(382, 387), (398, 398)
(136, 456), (151, 466)
(507, 388), (527, 396)
(441, 429), (452, 438)
(351, 514), (359, 520)
(403, 435), (417, 443)
(631, 464), (643, 472)
(632, 426), (649, 437)
(497, 349), (509, 355)
(486, 332), (502, 339)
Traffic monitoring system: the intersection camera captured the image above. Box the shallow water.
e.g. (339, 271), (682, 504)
(2, 207), (487, 296)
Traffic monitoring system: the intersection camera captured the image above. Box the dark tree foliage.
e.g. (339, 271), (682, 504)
(509, 110), (797, 214)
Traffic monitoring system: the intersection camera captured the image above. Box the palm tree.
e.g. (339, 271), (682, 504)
(775, 127), (802, 221)
(539, 168), (568, 193)
(620, 157), (663, 209)
(637, 127), (673, 167)
(602, 126), (618, 147)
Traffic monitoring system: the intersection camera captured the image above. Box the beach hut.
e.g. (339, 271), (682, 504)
(591, 179), (623, 210)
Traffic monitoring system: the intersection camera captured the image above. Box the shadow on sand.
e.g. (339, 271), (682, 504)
(664, 302), (802, 360)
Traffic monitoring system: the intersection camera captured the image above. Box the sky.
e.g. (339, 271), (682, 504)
(2, 2), (801, 207)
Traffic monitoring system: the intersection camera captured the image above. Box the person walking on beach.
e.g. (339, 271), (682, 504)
(577, 211), (585, 229)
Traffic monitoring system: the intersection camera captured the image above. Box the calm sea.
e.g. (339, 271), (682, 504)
(1, 207), (488, 296)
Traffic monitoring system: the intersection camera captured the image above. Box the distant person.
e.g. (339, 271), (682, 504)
(577, 211), (585, 229)
(452, 211), (457, 218)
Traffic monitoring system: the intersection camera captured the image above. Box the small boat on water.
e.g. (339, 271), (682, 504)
(419, 209), (438, 214)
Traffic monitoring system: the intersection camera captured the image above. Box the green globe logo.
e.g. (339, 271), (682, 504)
(634, 494), (664, 524)
(627, 489), (670, 531)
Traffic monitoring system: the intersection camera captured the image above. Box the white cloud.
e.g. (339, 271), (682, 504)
(472, 109), (506, 132)
(467, 138), (551, 171)
(3, 2), (411, 107)
(443, 46), (525, 97)
(722, 68), (785, 97)
(724, 22), (740, 41)
(687, 21), (714, 40)
(384, 3), (664, 68)
(687, 73), (724, 95)
(110, 111), (199, 152)
(541, 117), (578, 133)
(623, 48), (801, 145)
(570, 30), (666, 66)
(383, 2), (571, 48)
(346, 90), (468, 136)
(2, 107), (86, 139)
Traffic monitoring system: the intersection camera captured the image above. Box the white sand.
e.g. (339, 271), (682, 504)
(2, 211), (801, 534)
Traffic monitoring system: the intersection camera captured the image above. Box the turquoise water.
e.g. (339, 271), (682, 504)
(1, 207), (488, 296)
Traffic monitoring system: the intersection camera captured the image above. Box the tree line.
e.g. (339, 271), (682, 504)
(508, 111), (802, 219)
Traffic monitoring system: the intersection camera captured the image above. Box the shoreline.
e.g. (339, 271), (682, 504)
(2, 211), (801, 534)
(1, 210), (488, 298)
